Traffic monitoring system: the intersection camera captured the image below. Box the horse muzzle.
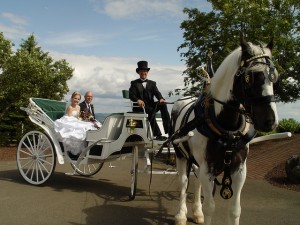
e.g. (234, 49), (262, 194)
(251, 104), (278, 132)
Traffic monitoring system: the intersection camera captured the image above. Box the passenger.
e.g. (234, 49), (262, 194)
(65, 91), (82, 118)
(79, 91), (95, 119)
(129, 60), (171, 141)
(54, 91), (99, 160)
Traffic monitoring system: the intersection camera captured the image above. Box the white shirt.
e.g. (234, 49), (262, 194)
(141, 79), (147, 88)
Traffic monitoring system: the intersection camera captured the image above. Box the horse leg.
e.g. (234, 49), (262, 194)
(226, 162), (247, 225)
(175, 158), (189, 225)
(192, 165), (204, 224)
(199, 164), (215, 225)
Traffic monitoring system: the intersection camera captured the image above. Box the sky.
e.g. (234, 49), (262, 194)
(1, 0), (299, 121)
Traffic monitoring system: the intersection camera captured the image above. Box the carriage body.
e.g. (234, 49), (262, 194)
(17, 97), (166, 199)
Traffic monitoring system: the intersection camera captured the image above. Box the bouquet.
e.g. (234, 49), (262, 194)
(80, 110), (95, 122)
(80, 110), (100, 129)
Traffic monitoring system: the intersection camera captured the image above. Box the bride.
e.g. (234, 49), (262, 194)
(54, 91), (101, 159)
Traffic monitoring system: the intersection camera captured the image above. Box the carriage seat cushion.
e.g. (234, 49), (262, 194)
(47, 111), (65, 121)
(31, 98), (66, 121)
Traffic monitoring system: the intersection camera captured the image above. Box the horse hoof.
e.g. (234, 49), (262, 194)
(175, 221), (187, 225)
(175, 217), (187, 225)
(193, 216), (204, 224)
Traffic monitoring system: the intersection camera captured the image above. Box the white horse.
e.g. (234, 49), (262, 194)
(171, 36), (279, 225)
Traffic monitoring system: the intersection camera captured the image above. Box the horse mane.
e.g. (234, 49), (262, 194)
(210, 47), (241, 114)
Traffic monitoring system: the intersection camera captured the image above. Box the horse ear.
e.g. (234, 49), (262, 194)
(267, 37), (274, 50)
(240, 33), (250, 52)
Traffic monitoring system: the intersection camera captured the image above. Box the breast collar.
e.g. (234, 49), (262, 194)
(206, 94), (251, 140)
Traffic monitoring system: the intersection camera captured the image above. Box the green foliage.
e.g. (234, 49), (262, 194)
(256, 130), (277, 137)
(0, 33), (74, 146)
(276, 118), (300, 133)
(177, 0), (300, 102)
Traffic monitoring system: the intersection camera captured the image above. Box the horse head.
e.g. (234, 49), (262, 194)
(232, 36), (279, 132)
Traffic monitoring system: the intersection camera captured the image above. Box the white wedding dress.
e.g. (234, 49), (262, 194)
(54, 110), (100, 155)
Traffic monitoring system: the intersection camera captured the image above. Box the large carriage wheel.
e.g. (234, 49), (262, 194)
(70, 161), (104, 177)
(129, 145), (138, 200)
(17, 131), (56, 185)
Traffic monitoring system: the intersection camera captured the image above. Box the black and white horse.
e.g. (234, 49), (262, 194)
(171, 36), (279, 225)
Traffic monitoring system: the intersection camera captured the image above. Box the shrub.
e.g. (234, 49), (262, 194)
(256, 130), (277, 137)
(276, 118), (300, 133)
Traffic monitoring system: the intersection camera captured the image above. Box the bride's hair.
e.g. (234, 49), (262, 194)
(65, 91), (81, 113)
(71, 91), (81, 100)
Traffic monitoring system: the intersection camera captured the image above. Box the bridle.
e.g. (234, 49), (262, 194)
(236, 53), (278, 107)
(209, 52), (278, 120)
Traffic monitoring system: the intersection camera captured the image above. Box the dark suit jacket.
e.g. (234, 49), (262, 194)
(129, 79), (163, 105)
(79, 101), (95, 117)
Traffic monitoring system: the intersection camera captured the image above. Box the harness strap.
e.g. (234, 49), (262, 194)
(220, 149), (234, 199)
(204, 95), (251, 139)
(204, 96), (223, 136)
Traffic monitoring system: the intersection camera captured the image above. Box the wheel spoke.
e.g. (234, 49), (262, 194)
(36, 135), (46, 152)
(29, 161), (36, 180)
(38, 159), (50, 174)
(37, 161), (45, 181)
(22, 140), (34, 155)
(71, 162), (103, 177)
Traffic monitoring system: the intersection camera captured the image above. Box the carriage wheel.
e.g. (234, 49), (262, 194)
(129, 145), (138, 200)
(70, 162), (104, 177)
(16, 131), (56, 185)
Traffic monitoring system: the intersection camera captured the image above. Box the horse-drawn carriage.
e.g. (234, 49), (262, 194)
(17, 96), (170, 200)
(18, 35), (292, 225)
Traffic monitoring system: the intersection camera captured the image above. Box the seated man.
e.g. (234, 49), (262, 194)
(79, 91), (95, 119)
(129, 60), (170, 140)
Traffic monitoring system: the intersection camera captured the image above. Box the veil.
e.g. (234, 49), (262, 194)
(65, 98), (72, 113)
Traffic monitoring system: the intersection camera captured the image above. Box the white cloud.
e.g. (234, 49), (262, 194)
(92, 0), (184, 20)
(1, 12), (28, 26)
(0, 13), (29, 40)
(49, 51), (185, 113)
(43, 30), (119, 48)
(0, 23), (28, 40)
(94, 0), (213, 20)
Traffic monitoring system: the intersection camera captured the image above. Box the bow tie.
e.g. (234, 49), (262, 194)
(140, 79), (147, 83)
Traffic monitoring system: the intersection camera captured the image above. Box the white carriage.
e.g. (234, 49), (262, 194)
(17, 96), (171, 200)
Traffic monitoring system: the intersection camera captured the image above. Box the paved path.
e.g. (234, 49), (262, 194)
(0, 157), (299, 225)
(247, 134), (300, 179)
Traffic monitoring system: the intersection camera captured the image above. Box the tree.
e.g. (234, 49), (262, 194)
(0, 33), (74, 145)
(177, 0), (300, 102)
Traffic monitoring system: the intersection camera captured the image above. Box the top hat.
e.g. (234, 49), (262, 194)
(136, 61), (150, 73)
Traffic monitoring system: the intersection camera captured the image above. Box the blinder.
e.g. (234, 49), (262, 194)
(266, 58), (278, 83)
(242, 55), (278, 87)
(237, 54), (278, 106)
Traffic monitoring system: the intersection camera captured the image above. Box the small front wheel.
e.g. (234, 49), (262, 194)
(17, 131), (56, 185)
(129, 145), (138, 200)
(70, 162), (104, 176)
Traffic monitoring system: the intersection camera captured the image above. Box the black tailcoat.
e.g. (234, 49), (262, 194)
(129, 79), (170, 136)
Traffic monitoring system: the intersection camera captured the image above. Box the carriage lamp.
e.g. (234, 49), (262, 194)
(128, 118), (137, 134)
